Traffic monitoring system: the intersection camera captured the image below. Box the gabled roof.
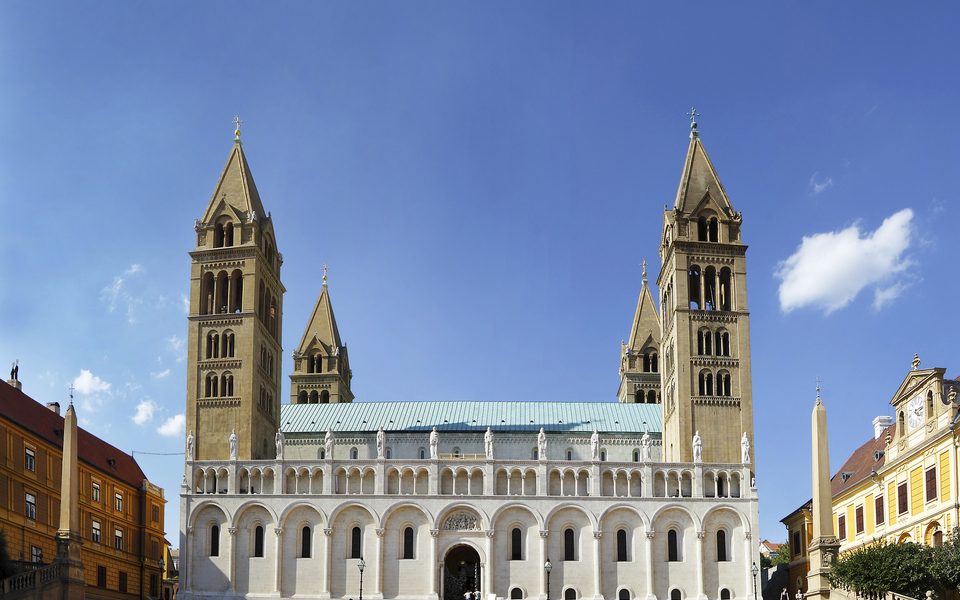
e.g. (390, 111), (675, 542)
(627, 279), (660, 352)
(0, 381), (146, 489)
(830, 425), (891, 498)
(200, 140), (269, 226)
(889, 367), (947, 407)
(295, 283), (343, 355)
(280, 401), (663, 435)
(672, 135), (735, 216)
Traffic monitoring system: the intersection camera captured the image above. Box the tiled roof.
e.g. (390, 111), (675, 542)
(830, 425), (891, 497)
(0, 381), (146, 489)
(281, 401), (663, 435)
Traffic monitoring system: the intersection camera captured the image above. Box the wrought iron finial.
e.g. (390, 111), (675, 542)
(233, 115), (243, 139)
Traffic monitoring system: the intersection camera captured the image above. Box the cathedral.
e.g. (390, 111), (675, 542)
(178, 118), (761, 600)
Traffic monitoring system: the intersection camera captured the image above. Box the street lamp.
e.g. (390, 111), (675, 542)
(751, 562), (759, 600)
(358, 558), (366, 600)
(544, 559), (552, 600)
(159, 558), (165, 576)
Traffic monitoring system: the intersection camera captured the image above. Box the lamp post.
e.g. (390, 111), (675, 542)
(358, 558), (366, 600)
(544, 559), (552, 600)
(751, 562), (759, 600)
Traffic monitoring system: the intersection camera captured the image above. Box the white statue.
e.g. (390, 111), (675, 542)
(537, 427), (547, 460)
(275, 428), (285, 460)
(591, 429), (600, 461)
(376, 426), (386, 459)
(186, 430), (195, 461)
(429, 426), (439, 459)
(484, 427), (494, 460)
(741, 432), (750, 463)
(324, 427), (335, 458)
(229, 429), (238, 461)
(640, 427), (652, 462)
(692, 430), (702, 463)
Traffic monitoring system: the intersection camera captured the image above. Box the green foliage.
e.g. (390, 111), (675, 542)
(771, 542), (791, 566)
(0, 528), (13, 579)
(826, 530), (960, 598)
(761, 554), (773, 569)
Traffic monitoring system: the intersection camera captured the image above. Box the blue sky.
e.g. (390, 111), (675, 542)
(1, 2), (958, 546)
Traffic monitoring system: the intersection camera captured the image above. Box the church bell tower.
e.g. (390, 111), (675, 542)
(657, 114), (754, 465)
(185, 122), (286, 461)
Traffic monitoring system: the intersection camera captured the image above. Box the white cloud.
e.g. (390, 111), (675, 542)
(101, 264), (143, 323)
(181, 294), (190, 314)
(73, 370), (111, 395)
(158, 414), (186, 437)
(125, 264), (143, 276)
(775, 208), (914, 314)
(152, 369), (171, 379)
(168, 336), (187, 362)
(809, 172), (833, 194)
(132, 398), (158, 425)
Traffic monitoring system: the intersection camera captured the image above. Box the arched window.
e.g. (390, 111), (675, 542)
(600, 451), (606, 461)
(351, 526), (362, 559)
(566, 450), (573, 461)
(650, 352), (658, 372)
(927, 391), (934, 417)
(565, 590), (576, 600)
(320, 390), (330, 404)
(298, 391), (307, 404)
(633, 451), (639, 462)
(704, 267), (717, 310)
(619, 590), (630, 600)
(309, 391), (318, 404)
(511, 528), (522, 560)
(351, 448), (358, 460)
(403, 527), (414, 559)
(699, 370), (713, 396)
(210, 525), (220, 556)
(225, 332), (235, 357)
(419, 448), (426, 460)
(511, 589), (523, 600)
(453, 448), (461, 458)
(670, 591), (681, 600)
(697, 216), (708, 241)
(254, 526), (264, 557)
(646, 390), (657, 404)
(214, 223), (225, 248)
(718, 267), (732, 311)
(533, 449), (538, 460)
(301, 527), (311, 558)
(688, 267), (701, 310)
(564, 528), (575, 561)
(708, 217), (719, 243)
(667, 529), (679, 561)
(616, 529), (628, 561)
(720, 591), (730, 600)
(716, 530), (727, 561)
(224, 222), (234, 247)
(898, 411), (905, 436)
(634, 389), (643, 403)
(385, 448), (392, 459)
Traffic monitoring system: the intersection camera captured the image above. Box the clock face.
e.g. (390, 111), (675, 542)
(907, 395), (924, 429)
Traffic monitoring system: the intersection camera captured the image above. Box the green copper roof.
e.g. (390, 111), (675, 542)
(280, 401), (662, 435)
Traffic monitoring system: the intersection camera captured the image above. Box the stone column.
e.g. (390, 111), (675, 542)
(695, 531), (706, 600)
(322, 528), (333, 599)
(228, 527), (237, 595)
(694, 464), (703, 498)
(430, 462), (439, 495)
(184, 527), (194, 593)
(538, 463), (548, 496)
(484, 530), (494, 600)
(374, 528), (385, 598)
(539, 530), (549, 600)
(376, 462), (386, 495)
(429, 530), (439, 600)
(592, 463), (602, 496)
(644, 532), (655, 600)
(807, 394), (840, 599)
(484, 463), (494, 496)
(742, 532), (754, 600)
(55, 403), (84, 600)
(274, 527), (283, 594)
(324, 466), (333, 495)
(592, 531), (603, 600)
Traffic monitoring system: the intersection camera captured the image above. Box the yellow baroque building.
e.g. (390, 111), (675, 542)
(781, 360), (960, 595)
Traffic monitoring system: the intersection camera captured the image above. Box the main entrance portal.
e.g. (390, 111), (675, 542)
(442, 544), (481, 600)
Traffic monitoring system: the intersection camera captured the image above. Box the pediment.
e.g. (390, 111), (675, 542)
(889, 367), (946, 407)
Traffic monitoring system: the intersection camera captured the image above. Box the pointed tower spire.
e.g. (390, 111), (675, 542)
(290, 278), (353, 404)
(618, 262), (662, 403)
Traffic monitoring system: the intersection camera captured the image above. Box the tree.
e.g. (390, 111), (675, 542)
(930, 527), (960, 592)
(771, 542), (791, 566)
(826, 537), (960, 599)
(0, 529), (13, 579)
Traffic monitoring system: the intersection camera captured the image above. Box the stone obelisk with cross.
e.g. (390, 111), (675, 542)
(807, 378), (839, 599)
(55, 394), (86, 600)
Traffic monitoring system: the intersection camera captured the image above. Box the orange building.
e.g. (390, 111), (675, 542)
(0, 379), (167, 600)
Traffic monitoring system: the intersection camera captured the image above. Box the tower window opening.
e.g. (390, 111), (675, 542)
(704, 267), (717, 311)
(224, 222), (234, 247)
(210, 525), (220, 556)
(719, 267), (732, 311)
(309, 391), (319, 404)
(634, 389), (643, 404)
(216, 271), (229, 314)
(699, 370), (713, 396)
(511, 527), (522, 560)
(927, 391), (934, 417)
(301, 526), (311, 558)
(403, 527), (414, 559)
(616, 529), (628, 561)
(564, 528), (576, 561)
(214, 223), (225, 248)
(688, 267), (701, 310)
(898, 411), (905, 436)
(254, 526), (264, 557)
(667, 529), (680, 561)
(351, 526), (362, 558)
(320, 390), (329, 404)
(708, 217), (719, 242)
(697, 217), (708, 241)
(647, 390), (657, 404)
(716, 530), (727, 561)
(642, 353), (650, 372)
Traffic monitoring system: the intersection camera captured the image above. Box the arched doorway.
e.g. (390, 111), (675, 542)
(443, 544), (481, 600)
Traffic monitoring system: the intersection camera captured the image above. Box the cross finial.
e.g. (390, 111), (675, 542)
(640, 259), (648, 281)
(68, 383), (75, 406)
(322, 263), (328, 286)
(233, 115), (243, 139)
(814, 377), (821, 398)
(687, 107), (700, 138)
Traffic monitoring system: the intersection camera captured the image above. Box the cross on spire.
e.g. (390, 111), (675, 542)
(814, 376), (822, 398)
(68, 383), (75, 406)
(687, 107), (700, 138)
(233, 115), (243, 138)
(640, 259), (648, 281)
(322, 263), (329, 285)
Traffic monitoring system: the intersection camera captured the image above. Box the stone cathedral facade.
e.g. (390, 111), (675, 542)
(179, 122), (761, 600)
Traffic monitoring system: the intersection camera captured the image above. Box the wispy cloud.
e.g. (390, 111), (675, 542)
(181, 294), (190, 315)
(809, 172), (833, 195)
(168, 336), (186, 362)
(151, 369), (171, 379)
(158, 414), (186, 437)
(132, 398), (158, 425)
(775, 208), (915, 314)
(101, 264), (144, 324)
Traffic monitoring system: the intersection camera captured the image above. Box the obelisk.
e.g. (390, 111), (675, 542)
(806, 384), (839, 598)
(55, 403), (86, 600)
